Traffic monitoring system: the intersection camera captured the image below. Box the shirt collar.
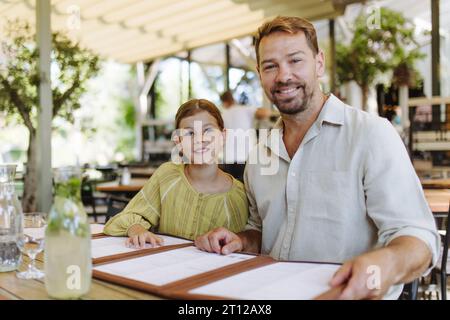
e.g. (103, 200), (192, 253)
(264, 94), (346, 160)
(263, 121), (290, 162)
(315, 93), (345, 127)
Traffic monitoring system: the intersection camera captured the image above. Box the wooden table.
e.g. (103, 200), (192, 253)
(96, 178), (148, 196)
(424, 189), (450, 214)
(95, 178), (450, 214)
(0, 254), (161, 300)
(421, 178), (450, 189)
(129, 167), (157, 178)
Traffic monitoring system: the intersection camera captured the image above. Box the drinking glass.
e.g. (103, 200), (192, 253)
(16, 212), (46, 279)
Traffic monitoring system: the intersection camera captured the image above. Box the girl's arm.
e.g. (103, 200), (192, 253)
(103, 174), (162, 236)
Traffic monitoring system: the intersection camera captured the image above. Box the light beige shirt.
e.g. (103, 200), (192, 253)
(244, 94), (440, 299)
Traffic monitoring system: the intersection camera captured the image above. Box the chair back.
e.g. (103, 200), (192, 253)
(441, 208), (450, 273)
(105, 195), (130, 222)
(81, 178), (95, 204)
(399, 279), (419, 300)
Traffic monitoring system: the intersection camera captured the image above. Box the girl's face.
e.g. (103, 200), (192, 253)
(175, 111), (225, 164)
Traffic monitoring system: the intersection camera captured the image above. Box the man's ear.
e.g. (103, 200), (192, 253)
(316, 49), (325, 78)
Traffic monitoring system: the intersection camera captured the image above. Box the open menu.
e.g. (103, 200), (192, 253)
(92, 245), (341, 300)
(26, 223), (341, 299)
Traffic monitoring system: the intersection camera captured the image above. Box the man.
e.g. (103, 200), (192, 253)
(220, 90), (271, 132)
(220, 90), (271, 181)
(195, 16), (440, 300)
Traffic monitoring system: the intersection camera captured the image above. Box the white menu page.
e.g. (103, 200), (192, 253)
(91, 235), (192, 259)
(94, 246), (255, 286)
(189, 261), (340, 300)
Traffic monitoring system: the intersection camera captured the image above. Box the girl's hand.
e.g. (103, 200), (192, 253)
(126, 224), (164, 249)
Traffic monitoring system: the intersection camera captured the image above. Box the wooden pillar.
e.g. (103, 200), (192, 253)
(329, 19), (336, 94)
(225, 42), (231, 91)
(36, 0), (53, 212)
(431, 0), (441, 129)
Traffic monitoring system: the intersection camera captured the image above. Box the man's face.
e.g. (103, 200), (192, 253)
(257, 31), (324, 115)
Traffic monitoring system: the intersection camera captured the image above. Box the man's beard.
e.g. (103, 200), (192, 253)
(270, 81), (313, 115)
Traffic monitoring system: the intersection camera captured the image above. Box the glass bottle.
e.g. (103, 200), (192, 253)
(44, 167), (91, 299)
(121, 167), (131, 185)
(0, 164), (23, 272)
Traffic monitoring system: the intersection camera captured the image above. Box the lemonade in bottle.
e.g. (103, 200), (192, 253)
(44, 167), (91, 299)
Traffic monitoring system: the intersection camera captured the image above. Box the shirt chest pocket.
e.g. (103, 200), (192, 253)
(303, 171), (351, 221)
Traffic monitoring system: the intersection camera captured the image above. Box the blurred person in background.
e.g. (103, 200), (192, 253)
(220, 90), (271, 181)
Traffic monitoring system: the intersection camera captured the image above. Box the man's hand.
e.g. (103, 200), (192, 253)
(326, 236), (432, 300)
(195, 227), (243, 255)
(327, 248), (397, 300)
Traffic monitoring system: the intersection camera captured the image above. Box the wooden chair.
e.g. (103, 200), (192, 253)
(399, 279), (419, 300)
(81, 178), (107, 222)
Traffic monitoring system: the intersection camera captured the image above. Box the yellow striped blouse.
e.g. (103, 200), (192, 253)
(103, 162), (249, 240)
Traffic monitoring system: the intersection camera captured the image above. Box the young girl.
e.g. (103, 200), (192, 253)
(103, 99), (249, 248)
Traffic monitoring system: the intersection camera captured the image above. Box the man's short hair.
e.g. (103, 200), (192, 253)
(254, 16), (319, 66)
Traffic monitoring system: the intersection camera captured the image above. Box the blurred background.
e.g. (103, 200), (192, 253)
(1, 0), (450, 213)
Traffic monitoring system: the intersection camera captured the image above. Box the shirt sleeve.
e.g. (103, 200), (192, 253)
(243, 164), (262, 232)
(103, 173), (162, 236)
(363, 117), (440, 275)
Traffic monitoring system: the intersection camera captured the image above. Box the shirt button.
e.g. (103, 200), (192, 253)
(291, 172), (296, 177)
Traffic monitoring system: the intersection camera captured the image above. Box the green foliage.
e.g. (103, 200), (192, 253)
(154, 71), (169, 119)
(54, 176), (81, 200)
(48, 176), (89, 236)
(115, 97), (136, 161)
(336, 7), (424, 92)
(0, 19), (101, 212)
(122, 98), (136, 128)
(0, 19), (100, 131)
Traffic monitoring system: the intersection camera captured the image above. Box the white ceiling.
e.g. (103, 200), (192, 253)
(0, 0), (352, 64)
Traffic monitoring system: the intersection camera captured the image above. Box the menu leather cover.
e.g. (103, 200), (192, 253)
(92, 246), (339, 300)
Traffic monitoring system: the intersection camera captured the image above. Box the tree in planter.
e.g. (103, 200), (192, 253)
(392, 52), (424, 135)
(0, 20), (100, 212)
(336, 7), (424, 111)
